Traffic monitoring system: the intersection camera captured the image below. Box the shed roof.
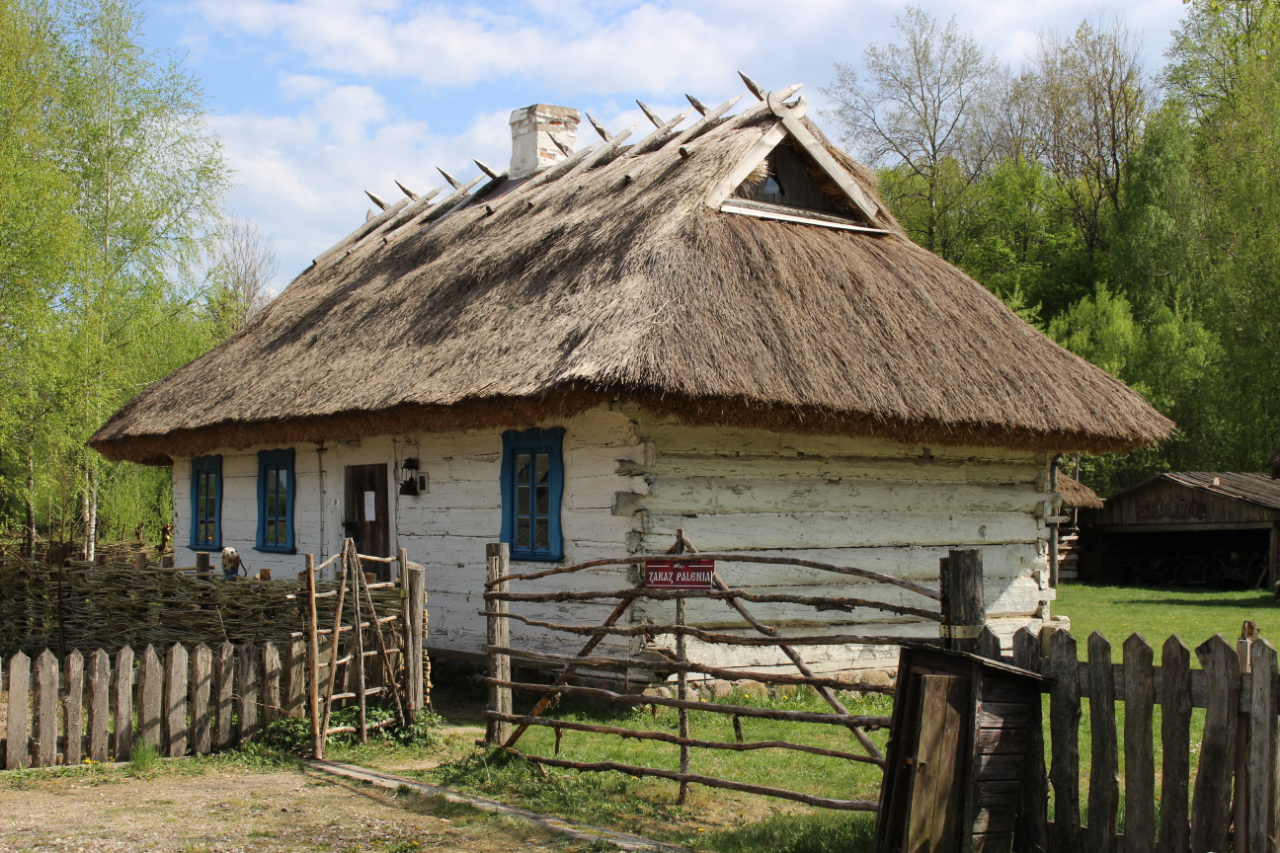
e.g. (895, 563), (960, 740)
(89, 81), (1172, 466)
(1058, 474), (1104, 509)
(1112, 472), (1280, 513)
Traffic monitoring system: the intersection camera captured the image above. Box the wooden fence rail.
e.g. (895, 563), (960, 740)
(1, 639), (307, 769)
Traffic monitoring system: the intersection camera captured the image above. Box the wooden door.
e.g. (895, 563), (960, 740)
(343, 464), (390, 581)
(904, 674), (967, 853)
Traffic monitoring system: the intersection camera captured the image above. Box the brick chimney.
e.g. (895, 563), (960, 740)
(509, 104), (580, 178)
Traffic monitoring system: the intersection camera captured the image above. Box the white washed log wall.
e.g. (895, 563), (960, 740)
(170, 403), (1056, 668)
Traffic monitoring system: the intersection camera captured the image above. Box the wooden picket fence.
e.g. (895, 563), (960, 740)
(987, 621), (1276, 853)
(1, 639), (308, 769)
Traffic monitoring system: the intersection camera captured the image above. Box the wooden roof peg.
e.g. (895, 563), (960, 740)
(436, 167), (463, 190)
(365, 190), (389, 210)
(365, 209), (375, 221)
(586, 113), (613, 142)
(636, 101), (665, 128)
(738, 71), (767, 101)
(473, 158), (501, 180)
(550, 134), (575, 157)
(394, 180), (418, 200)
(686, 94), (710, 115)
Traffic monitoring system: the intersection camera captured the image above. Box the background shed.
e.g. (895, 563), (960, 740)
(1081, 473), (1280, 588)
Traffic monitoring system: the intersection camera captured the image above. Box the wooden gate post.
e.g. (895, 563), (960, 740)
(305, 553), (322, 758)
(485, 543), (511, 746)
(940, 549), (986, 654)
(400, 549), (425, 716)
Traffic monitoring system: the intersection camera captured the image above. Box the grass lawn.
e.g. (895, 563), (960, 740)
(1054, 582), (1280, 660)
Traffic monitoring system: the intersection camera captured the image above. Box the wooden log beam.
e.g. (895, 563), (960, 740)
(477, 677), (891, 728)
(505, 747), (879, 812)
(485, 586), (940, 620)
(486, 712), (883, 763)
(491, 552), (941, 602)
(481, 610), (939, 649)
(482, 644), (895, 694)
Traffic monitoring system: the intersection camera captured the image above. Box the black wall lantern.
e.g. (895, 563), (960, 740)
(399, 457), (420, 496)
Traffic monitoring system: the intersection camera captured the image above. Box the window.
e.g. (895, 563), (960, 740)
(256, 449), (296, 553)
(501, 428), (565, 562)
(190, 455), (222, 550)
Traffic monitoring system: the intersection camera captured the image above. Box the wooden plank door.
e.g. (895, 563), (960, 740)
(904, 674), (967, 853)
(344, 464), (390, 580)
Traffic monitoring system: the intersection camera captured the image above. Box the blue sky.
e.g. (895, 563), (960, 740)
(140, 0), (1191, 289)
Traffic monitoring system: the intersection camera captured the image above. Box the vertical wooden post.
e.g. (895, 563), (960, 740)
(940, 549), (985, 654)
(400, 549), (426, 716)
(164, 644), (188, 758)
(676, 594), (691, 805)
(195, 551), (210, 575)
(1191, 635), (1239, 853)
(1247, 638), (1277, 853)
(138, 645), (163, 752)
(134, 551), (147, 572)
(485, 542), (511, 746)
(1236, 621), (1258, 853)
(90, 649), (111, 762)
(1049, 630), (1081, 853)
(238, 642), (260, 743)
(191, 643), (213, 755)
(262, 641), (282, 725)
(6, 651), (30, 769)
(64, 650), (84, 766)
(1012, 628), (1048, 853)
(1122, 633), (1156, 852)
(286, 638), (306, 718)
(305, 553), (322, 757)
(34, 650), (58, 767)
(113, 646), (134, 761)
(1269, 522), (1278, 592)
(214, 642), (235, 751)
(1160, 636), (1192, 853)
(1087, 632), (1118, 853)
(348, 546), (368, 744)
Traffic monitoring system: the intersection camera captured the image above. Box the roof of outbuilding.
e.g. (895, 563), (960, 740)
(1110, 472), (1280, 513)
(89, 80), (1172, 466)
(1058, 474), (1104, 509)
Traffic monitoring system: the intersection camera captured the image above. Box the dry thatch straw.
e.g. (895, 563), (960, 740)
(89, 88), (1171, 465)
(1058, 474), (1104, 510)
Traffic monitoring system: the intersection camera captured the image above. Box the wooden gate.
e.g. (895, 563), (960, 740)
(303, 538), (426, 758)
(479, 533), (986, 810)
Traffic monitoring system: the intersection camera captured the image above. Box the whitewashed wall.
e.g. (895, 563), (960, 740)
(170, 402), (1056, 671)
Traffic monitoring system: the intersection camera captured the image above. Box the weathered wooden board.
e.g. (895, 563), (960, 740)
(215, 642), (235, 750)
(64, 650), (84, 765)
(1159, 636), (1192, 853)
(1123, 633), (1156, 852)
(6, 651), (30, 769)
(904, 674), (966, 851)
(33, 650), (58, 767)
(1190, 635), (1238, 853)
(113, 646), (134, 761)
(191, 643), (213, 756)
(165, 644), (188, 757)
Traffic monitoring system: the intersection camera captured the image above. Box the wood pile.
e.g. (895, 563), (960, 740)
(0, 558), (402, 656)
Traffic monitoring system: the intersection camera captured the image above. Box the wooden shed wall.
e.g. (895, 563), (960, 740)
(1093, 478), (1280, 528)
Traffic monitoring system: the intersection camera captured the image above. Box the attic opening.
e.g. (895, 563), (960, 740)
(728, 139), (878, 231)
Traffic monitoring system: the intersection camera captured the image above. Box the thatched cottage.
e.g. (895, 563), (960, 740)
(90, 79), (1170, 668)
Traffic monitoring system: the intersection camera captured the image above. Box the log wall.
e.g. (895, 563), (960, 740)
(170, 403), (1056, 665)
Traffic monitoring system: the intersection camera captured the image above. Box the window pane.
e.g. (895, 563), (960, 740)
(536, 486), (549, 516)
(266, 519), (276, 543)
(517, 485), (530, 516)
(535, 519), (549, 549)
(516, 516), (530, 547)
(536, 453), (550, 484)
(516, 454), (531, 485)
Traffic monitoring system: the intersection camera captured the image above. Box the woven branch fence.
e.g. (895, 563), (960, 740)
(0, 558), (403, 656)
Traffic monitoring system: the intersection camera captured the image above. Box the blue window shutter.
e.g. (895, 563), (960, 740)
(189, 455), (222, 551)
(256, 449), (296, 554)
(501, 428), (565, 562)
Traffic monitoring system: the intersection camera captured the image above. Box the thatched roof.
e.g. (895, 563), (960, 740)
(1058, 474), (1103, 510)
(90, 83), (1172, 466)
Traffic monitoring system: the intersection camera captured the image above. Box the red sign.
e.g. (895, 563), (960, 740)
(644, 559), (716, 590)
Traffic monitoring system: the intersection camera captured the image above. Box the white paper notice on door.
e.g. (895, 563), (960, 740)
(364, 490), (376, 521)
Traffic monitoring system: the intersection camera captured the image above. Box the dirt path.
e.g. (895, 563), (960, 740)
(0, 763), (556, 853)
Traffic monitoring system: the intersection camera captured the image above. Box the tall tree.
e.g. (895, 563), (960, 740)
(823, 6), (1000, 259)
(206, 216), (277, 336)
(53, 0), (229, 557)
